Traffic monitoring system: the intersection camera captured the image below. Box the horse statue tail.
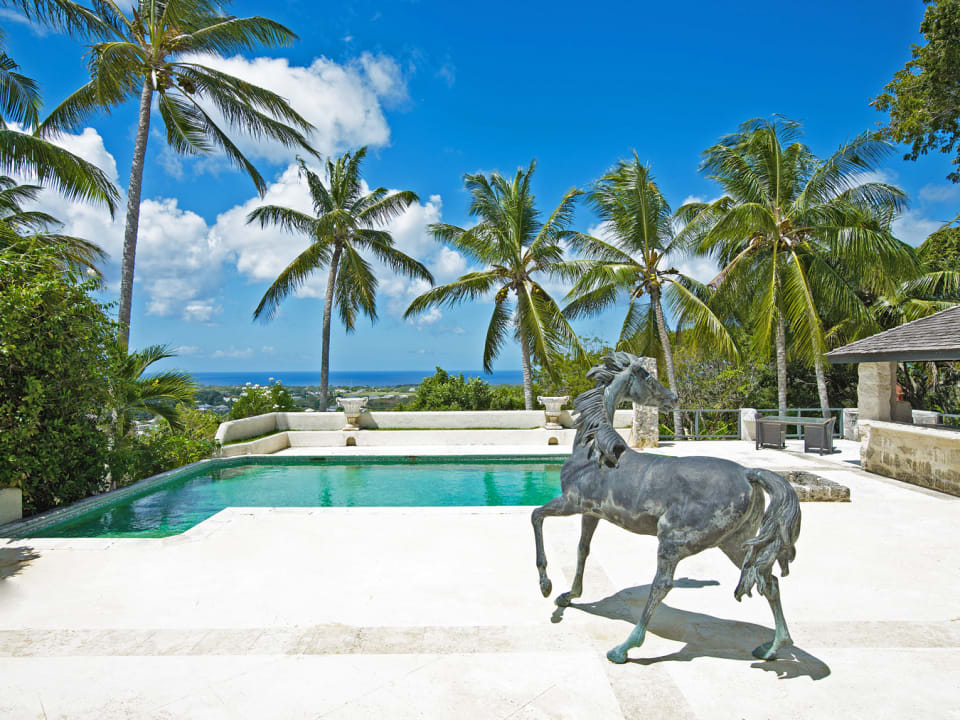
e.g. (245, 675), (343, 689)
(735, 469), (802, 601)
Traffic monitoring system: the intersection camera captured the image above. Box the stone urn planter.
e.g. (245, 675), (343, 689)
(337, 397), (368, 430)
(537, 396), (569, 430)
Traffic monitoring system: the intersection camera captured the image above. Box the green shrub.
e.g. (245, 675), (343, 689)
(488, 384), (526, 410)
(403, 368), (529, 411)
(229, 381), (296, 419)
(0, 252), (115, 514)
(109, 406), (220, 487)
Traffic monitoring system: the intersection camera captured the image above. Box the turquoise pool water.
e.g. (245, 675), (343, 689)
(29, 458), (564, 538)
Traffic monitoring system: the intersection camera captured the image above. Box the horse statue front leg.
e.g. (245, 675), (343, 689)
(531, 495), (579, 598)
(555, 514), (599, 607)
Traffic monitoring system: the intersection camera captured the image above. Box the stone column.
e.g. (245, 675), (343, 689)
(857, 362), (897, 425)
(740, 408), (759, 442)
(842, 408), (859, 440)
(630, 357), (660, 448)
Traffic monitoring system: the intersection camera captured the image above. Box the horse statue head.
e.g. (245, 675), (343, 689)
(574, 352), (678, 467)
(591, 352), (678, 421)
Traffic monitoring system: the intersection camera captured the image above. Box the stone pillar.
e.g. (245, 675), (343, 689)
(857, 362), (897, 423)
(842, 408), (859, 440)
(740, 408), (759, 442)
(630, 357), (660, 448)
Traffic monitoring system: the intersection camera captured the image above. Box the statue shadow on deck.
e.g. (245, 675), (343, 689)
(554, 578), (831, 681)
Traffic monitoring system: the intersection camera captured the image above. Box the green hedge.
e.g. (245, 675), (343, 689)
(0, 255), (115, 514)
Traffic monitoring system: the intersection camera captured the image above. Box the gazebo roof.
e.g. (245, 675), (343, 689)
(825, 305), (960, 363)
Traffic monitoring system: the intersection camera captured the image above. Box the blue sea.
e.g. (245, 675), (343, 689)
(191, 369), (524, 387)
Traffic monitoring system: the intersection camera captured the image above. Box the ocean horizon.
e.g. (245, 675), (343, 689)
(191, 369), (525, 387)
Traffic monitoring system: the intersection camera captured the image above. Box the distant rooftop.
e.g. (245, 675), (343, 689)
(826, 305), (960, 363)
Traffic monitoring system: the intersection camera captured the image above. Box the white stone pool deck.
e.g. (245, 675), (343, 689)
(1, 440), (959, 719)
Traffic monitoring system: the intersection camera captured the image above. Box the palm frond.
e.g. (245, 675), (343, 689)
(253, 240), (332, 321)
(0, 129), (119, 212)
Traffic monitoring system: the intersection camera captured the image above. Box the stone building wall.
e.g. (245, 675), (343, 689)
(860, 420), (960, 496)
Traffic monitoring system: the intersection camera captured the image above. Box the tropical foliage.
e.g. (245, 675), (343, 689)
(678, 117), (918, 415)
(531, 337), (613, 404)
(108, 406), (220, 488)
(0, 31), (118, 212)
(15, 0), (315, 344)
(400, 367), (526, 411)
(565, 156), (736, 434)
(405, 161), (585, 409)
(0, 247), (114, 514)
(874, 0), (960, 183)
(107, 344), (196, 439)
(229, 380), (295, 420)
(0, 175), (105, 272)
(249, 149), (432, 412)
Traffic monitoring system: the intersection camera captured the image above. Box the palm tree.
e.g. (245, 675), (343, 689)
(0, 175), (105, 272)
(17, 0), (315, 345)
(107, 343), (196, 488)
(404, 161), (585, 410)
(872, 226), (960, 327)
(248, 149), (433, 412)
(0, 33), (118, 212)
(109, 343), (197, 440)
(678, 117), (917, 416)
(564, 155), (737, 436)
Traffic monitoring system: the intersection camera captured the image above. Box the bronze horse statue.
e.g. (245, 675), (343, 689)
(532, 352), (801, 664)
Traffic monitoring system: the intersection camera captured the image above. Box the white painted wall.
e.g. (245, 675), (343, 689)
(217, 409), (636, 445)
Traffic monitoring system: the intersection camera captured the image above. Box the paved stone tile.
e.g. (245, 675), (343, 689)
(0, 455), (958, 718)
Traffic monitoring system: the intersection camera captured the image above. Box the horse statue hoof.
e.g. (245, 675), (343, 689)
(539, 578), (552, 598)
(606, 646), (628, 664)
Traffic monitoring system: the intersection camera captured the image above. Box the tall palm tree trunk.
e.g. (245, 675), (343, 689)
(651, 288), (684, 439)
(814, 355), (831, 418)
(117, 77), (154, 348)
(319, 244), (343, 412)
(775, 311), (788, 414)
(519, 333), (534, 411)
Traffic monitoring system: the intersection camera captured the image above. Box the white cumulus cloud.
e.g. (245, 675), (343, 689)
(179, 52), (407, 167)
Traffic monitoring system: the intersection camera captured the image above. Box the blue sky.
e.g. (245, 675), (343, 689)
(3, 0), (956, 372)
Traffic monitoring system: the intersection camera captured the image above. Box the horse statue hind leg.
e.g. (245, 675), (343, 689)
(532, 351), (801, 665)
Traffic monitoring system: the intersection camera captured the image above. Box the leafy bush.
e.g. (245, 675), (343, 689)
(488, 384), (527, 410)
(109, 407), (220, 487)
(0, 252), (115, 514)
(402, 368), (527, 411)
(229, 380), (296, 419)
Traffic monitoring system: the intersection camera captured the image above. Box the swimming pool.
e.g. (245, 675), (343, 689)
(21, 456), (565, 538)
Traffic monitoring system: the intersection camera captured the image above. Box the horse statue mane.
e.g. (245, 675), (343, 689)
(573, 351), (640, 467)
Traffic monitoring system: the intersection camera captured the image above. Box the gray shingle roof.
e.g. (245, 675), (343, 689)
(825, 305), (960, 363)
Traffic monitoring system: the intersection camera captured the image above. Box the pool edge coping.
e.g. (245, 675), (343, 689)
(0, 452), (571, 540)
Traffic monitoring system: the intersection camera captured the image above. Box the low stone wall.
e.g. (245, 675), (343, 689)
(219, 428), (601, 457)
(216, 409), (636, 446)
(859, 420), (960, 496)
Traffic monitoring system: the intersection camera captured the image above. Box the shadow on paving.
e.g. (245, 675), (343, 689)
(555, 578), (831, 681)
(0, 544), (39, 582)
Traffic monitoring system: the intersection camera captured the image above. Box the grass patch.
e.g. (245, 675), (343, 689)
(223, 430), (284, 446)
